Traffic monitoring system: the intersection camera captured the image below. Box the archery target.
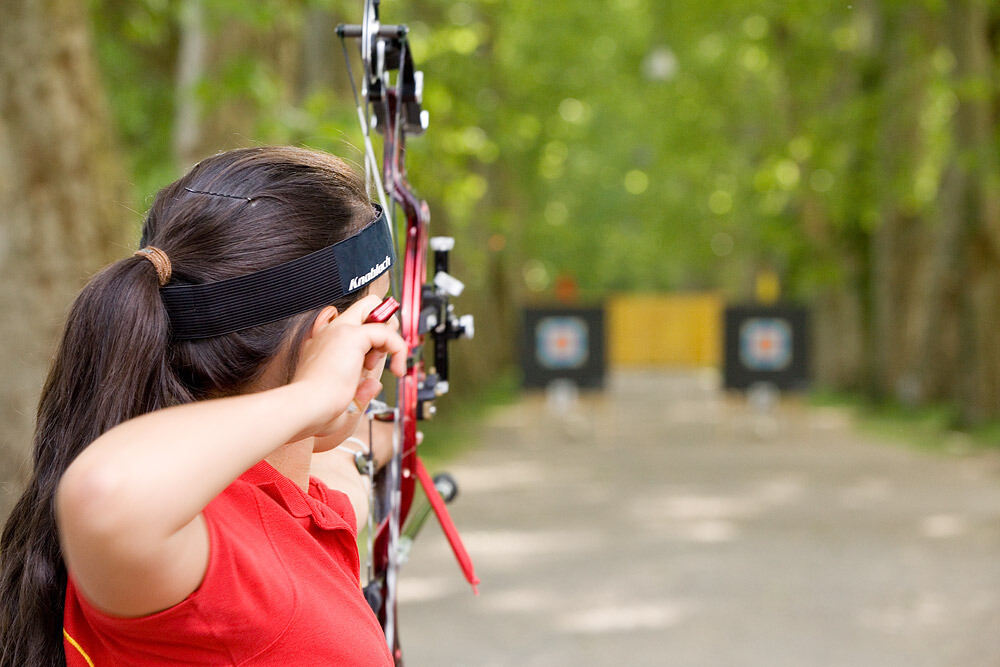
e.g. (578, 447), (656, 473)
(723, 305), (809, 390)
(535, 316), (589, 370)
(520, 307), (605, 389)
(739, 317), (792, 371)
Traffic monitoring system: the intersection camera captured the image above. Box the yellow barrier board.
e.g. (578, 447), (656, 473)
(607, 293), (722, 367)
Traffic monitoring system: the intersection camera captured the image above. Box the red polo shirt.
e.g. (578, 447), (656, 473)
(64, 460), (392, 666)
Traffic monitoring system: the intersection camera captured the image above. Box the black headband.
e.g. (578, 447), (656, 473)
(161, 206), (394, 340)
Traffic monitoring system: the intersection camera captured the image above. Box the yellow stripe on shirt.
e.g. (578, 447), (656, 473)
(63, 628), (95, 667)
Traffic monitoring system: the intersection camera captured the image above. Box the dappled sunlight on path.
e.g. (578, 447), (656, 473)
(400, 371), (1000, 667)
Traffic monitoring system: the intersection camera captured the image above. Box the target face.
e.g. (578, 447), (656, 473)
(739, 317), (792, 371)
(535, 316), (589, 369)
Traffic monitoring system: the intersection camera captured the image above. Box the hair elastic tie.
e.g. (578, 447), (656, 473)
(134, 246), (172, 286)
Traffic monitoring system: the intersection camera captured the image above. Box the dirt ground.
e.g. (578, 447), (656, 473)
(397, 370), (1000, 667)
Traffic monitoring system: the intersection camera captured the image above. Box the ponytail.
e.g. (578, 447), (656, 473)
(0, 257), (186, 666)
(0, 145), (375, 665)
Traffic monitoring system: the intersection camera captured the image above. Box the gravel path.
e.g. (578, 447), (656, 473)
(397, 371), (1000, 667)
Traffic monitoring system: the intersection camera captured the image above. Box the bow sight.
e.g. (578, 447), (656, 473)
(421, 238), (475, 417)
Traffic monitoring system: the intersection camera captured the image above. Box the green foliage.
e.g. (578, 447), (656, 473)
(88, 1), (999, 412)
(89, 0), (987, 294)
(89, 0), (178, 209)
(809, 388), (1000, 453)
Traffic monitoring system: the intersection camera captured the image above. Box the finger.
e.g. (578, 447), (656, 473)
(339, 294), (386, 326)
(388, 348), (407, 377)
(342, 323), (406, 377)
(373, 331), (408, 377)
(363, 348), (387, 372)
(361, 324), (408, 360)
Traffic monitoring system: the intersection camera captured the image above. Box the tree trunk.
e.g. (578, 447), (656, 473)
(814, 287), (865, 390)
(300, 7), (342, 99)
(0, 0), (131, 517)
(908, 158), (966, 403)
(173, 0), (208, 170)
(868, 7), (929, 401)
(950, 0), (1000, 422)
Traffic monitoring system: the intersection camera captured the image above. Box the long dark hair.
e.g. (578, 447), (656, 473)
(0, 146), (375, 666)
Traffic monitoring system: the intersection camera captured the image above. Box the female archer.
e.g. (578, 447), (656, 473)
(0, 146), (402, 665)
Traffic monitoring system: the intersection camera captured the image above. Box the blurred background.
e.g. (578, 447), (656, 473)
(2, 1), (999, 664)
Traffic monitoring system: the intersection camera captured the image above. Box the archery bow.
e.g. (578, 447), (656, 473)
(337, 3), (479, 663)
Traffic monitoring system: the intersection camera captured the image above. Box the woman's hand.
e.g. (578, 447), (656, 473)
(291, 294), (407, 444)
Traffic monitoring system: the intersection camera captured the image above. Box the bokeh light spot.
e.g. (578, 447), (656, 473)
(545, 200), (569, 225)
(488, 233), (507, 252)
(559, 98), (587, 124)
(711, 231), (734, 257)
(624, 170), (649, 195)
(741, 45), (768, 72)
(523, 260), (550, 292)
(742, 15), (768, 40)
(775, 159), (800, 189)
(708, 190), (732, 215)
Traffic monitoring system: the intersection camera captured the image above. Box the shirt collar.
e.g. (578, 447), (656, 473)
(239, 460), (346, 530)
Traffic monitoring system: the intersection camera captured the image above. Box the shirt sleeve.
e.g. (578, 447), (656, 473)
(67, 485), (297, 664)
